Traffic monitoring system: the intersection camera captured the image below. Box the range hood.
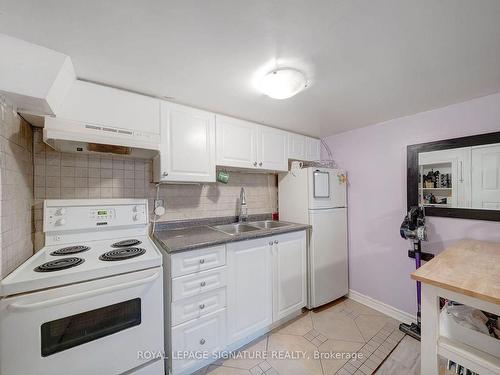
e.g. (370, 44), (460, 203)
(43, 116), (160, 159)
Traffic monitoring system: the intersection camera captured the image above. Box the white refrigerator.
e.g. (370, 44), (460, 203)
(278, 166), (348, 308)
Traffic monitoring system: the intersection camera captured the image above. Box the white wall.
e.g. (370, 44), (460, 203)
(323, 92), (500, 315)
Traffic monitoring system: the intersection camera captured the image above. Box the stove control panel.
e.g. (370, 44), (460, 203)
(44, 200), (148, 233)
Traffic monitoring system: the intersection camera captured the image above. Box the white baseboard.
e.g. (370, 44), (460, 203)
(348, 289), (416, 325)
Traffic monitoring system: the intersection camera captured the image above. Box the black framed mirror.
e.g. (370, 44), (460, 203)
(407, 131), (500, 221)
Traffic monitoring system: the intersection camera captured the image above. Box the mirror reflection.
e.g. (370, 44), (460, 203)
(418, 143), (500, 209)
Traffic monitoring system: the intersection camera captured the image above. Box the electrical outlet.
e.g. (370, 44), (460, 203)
(154, 199), (164, 209)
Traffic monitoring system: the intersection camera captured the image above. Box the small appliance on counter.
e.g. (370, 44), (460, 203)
(0, 199), (164, 375)
(278, 164), (348, 308)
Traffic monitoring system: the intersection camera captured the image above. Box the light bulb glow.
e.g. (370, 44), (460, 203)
(258, 68), (307, 99)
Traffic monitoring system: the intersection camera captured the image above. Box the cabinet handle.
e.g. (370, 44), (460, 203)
(200, 281), (206, 287)
(259, 162), (263, 167)
(200, 339), (206, 345)
(199, 259), (205, 264)
(274, 240), (278, 244)
(199, 304), (205, 309)
(162, 172), (168, 177)
(459, 161), (464, 183)
(253, 161), (258, 167)
(269, 241), (273, 246)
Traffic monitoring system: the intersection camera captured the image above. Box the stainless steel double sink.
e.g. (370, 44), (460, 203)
(211, 220), (291, 236)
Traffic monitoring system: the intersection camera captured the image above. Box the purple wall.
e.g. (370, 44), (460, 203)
(323, 92), (500, 315)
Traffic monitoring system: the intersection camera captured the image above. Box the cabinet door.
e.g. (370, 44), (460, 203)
(160, 102), (216, 182)
(216, 115), (258, 169)
(171, 309), (226, 374)
(306, 137), (321, 161)
(226, 238), (272, 344)
(258, 126), (288, 171)
(472, 144), (500, 209)
(272, 231), (307, 322)
(288, 133), (306, 160)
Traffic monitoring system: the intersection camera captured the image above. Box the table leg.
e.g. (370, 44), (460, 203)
(421, 283), (440, 375)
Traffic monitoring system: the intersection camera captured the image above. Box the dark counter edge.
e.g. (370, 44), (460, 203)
(152, 217), (311, 254)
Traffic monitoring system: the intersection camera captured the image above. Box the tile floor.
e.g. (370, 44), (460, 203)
(374, 335), (420, 374)
(193, 298), (416, 375)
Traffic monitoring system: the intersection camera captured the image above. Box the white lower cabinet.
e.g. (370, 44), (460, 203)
(171, 309), (226, 374)
(171, 245), (226, 278)
(172, 287), (227, 326)
(171, 266), (227, 302)
(226, 237), (273, 343)
(166, 230), (307, 375)
(272, 231), (307, 321)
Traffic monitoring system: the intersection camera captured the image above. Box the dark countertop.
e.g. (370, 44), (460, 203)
(152, 216), (310, 253)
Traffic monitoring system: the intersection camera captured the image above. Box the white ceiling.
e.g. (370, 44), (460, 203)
(1, 0), (500, 137)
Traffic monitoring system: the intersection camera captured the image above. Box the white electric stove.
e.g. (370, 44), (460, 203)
(0, 199), (165, 375)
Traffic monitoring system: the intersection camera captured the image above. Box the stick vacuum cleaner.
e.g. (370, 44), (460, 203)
(399, 206), (434, 341)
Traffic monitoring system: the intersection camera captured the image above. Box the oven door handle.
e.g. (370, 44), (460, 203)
(7, 271), (160, 313)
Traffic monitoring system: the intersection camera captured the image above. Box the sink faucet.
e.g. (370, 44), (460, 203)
(239, 187), (248, 222)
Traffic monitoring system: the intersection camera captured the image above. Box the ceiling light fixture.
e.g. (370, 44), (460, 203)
(258, 68), (308, 99)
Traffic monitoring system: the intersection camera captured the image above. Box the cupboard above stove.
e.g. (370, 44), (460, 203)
(152, 103), (321, 183)
(37, 79), (319, 183)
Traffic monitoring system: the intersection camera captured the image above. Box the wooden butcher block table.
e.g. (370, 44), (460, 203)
(412, 239), (500, 375)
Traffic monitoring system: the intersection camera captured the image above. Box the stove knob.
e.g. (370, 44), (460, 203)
(56, 208), (66, 216)
(55, 218), (66, 226)
(133, 205), (139, 212)
(133, 213), (144, 222)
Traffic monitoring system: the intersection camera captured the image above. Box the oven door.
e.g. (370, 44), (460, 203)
(0, 268), (164, 375)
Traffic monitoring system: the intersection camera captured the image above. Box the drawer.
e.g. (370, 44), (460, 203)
(171, 245), (226, 277)
(172, 287), (226, 326)
(172, 266), (227, 302)
(171, 309), (226, 374)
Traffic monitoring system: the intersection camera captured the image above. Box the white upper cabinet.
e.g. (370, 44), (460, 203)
(216, 115), (257, 169)
(288, 134), (320, 162)
(154, 102), (216, 182)
(226, 237), (272, 344)
(306, 137), (321, 161)
(215, 115), (287, 172)
(272, 231), (307, 322)
(258, 125), (288, 171)
(288, 133), (306, 160)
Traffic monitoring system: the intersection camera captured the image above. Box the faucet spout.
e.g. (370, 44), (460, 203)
(239, 187), (248, 222)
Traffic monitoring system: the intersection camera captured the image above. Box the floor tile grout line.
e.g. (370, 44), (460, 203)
(335, 320), (402, 375)
(371, 334), (407, 374)
(351, 316), (369, 344)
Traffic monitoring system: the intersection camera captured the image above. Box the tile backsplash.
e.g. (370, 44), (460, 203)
(33, 129), (278, 250)
(0, 102), (34, 278)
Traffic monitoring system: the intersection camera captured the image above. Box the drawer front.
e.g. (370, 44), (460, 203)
(172, 267), (227, 302)
(171, 245), (226, 278)
(171, 309), (226, 374)
(172, 287), (226, 326)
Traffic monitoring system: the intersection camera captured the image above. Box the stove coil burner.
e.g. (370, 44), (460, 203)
(50, 245), (90, 256)
(34, 257), (85, 272)
(99, 247), (146, 261)
(111, 239), (142, 248)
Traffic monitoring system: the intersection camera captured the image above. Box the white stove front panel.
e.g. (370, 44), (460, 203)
(44, 199), (148, 234)
(0, 268), (164, 375)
